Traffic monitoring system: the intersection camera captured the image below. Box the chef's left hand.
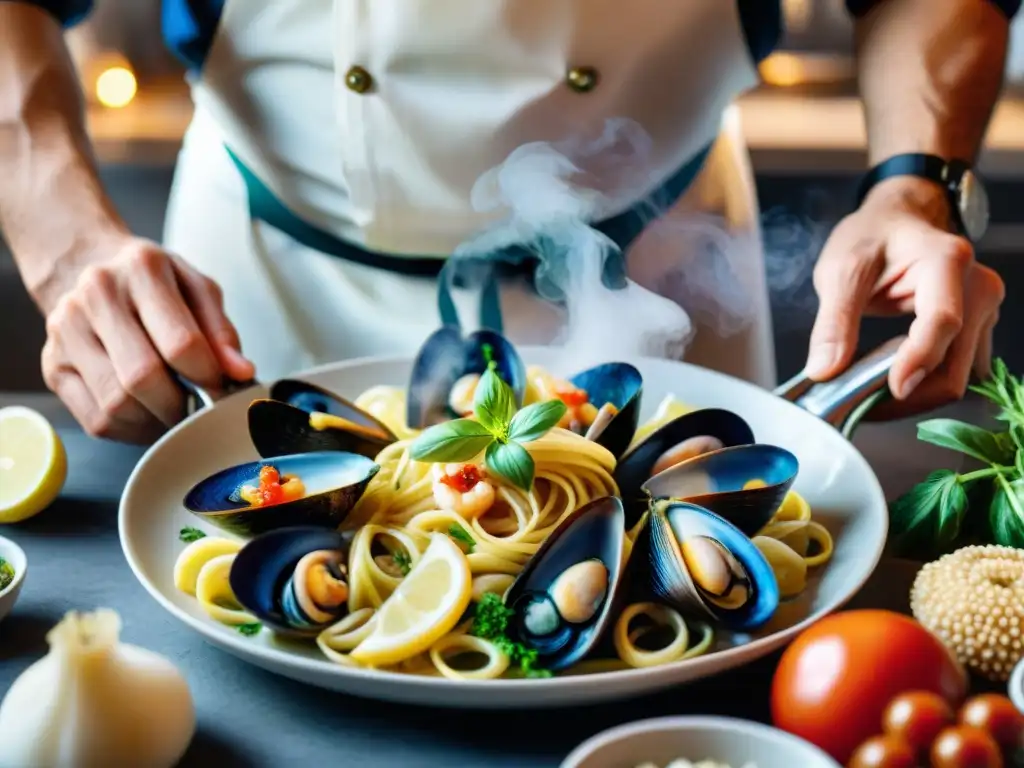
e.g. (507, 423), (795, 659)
(804, 176), (1005, 419)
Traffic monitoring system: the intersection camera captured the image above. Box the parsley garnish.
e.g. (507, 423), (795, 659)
(392, 550), (412, 576)
(447, 524), (476, 554)
(237, 623), (262, 636)
(0, 557), (14, 591)
(179, 527), (207, 543)
(471, 593), (551, 678)
(890, 358), (1024, 558)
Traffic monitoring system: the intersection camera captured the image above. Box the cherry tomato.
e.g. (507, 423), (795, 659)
(883, 690), (956, 754)
(931, 725), (1003, 768)
(770, 610), (967, 764)
(848, 735), (917, 768)
(959, 694), (1024, 752)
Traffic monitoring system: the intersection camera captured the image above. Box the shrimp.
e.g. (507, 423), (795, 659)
(431, 463), (495, 519)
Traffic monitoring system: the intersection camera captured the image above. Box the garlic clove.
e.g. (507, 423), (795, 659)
(0, 609), (195, 768)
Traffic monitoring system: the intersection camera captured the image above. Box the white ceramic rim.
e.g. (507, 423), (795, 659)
(119, 351), (889, 704)
(560, 715), (842, 767)
(0, 534), (27, 599)
(1009, 657), (1024, 715)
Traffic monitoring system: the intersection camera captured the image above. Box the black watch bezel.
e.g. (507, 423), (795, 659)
(856, 153), (990, 243)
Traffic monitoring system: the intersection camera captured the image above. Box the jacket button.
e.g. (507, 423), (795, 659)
(345, 66), (373, 94)
(566, 66), (599, 93)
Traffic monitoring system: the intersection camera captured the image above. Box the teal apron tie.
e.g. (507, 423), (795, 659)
(225, 143), (713, 334)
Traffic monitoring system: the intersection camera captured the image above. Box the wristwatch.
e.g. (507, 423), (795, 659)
(856, 153), (990, 243)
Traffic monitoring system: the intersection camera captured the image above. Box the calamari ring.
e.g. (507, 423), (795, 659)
(428, 635), (510, 681)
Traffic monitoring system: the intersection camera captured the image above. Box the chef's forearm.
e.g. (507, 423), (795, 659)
(855, 0), (1010, 167)
(0, 2), (128, 314)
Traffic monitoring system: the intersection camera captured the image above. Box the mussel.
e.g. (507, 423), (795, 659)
(183, 451), (379, 537)
(646, 500), (779, 630)
(526, 363), (643, 458)
(504, 496), (626, 671)
(406, 327), (526, 429)
(642, 444), (799, 537)
(248, 379), (396, 459)
(614, 408), (755, 524)
(229, 527), (351, 636)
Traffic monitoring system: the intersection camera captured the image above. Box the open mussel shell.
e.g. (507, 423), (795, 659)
(647, 500), (779, 631)
(229, 526), (350, 637)
(642, 444), (798, 537)
(567, 363), (643, 459)
(183, 452), (379, 537)
(614, 408), (755, 525)
(504, 496), (625, 671)
(248, 380), (396, 459)
(406, 327), (526, 429)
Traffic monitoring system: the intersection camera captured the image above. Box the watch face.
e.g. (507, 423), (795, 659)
(958, 170), (990, 242)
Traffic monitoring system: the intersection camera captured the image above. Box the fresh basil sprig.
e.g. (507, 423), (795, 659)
(409, 368), (567, 491)
(890, 358), (1024, 558)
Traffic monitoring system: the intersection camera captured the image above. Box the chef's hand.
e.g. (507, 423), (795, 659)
(41, 237), (255, 443)
(804, 176), (1004, 419)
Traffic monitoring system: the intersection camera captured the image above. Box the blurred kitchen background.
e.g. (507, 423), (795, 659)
(2, 0), (1024, 391)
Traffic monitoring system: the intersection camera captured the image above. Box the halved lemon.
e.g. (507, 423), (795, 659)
(0, 406), (67, 523)
(629, 394), (694, 449)
(350, 533), (472, 667)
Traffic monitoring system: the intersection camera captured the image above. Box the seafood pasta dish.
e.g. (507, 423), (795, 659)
(172, 328), (833, 680)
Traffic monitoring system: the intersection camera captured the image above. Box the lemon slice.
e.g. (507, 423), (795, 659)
(0, 406), (68, 523)
(629, 394), (694, 449)
(350, 533), (471, 667)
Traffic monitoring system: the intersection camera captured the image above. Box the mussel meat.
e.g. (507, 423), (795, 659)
(183, 451), (379, 537)
(406, 327), (526, 429)
(614, 408), (755, 525)
(504, 496), (625, 670)
(248, 379), (396, 459)
(230, 527), (351, 636)
(647, 500), (779, 630)
(526, 362), (643, 458)
(641, 443), (798, 536)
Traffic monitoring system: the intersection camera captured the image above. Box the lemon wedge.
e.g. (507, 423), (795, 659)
(350, 533), (472, 667)
(629, 394), (694, 449)
(0, 406), (67, 523)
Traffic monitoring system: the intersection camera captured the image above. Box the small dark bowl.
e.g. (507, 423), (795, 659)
(183, 452), (379, 537)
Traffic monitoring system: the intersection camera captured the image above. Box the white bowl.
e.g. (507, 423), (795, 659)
(561, 716), (841, 768)
(0, 535), (27, 624)
(1008, 656), (1024, 714)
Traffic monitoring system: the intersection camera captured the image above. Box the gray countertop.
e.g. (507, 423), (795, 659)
(0, 393), (997, 767)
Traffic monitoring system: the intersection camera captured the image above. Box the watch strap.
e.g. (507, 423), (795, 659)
(856, 153), (969, 208)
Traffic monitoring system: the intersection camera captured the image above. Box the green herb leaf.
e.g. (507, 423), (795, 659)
(473, 368), (516, 437)
(889, 469), (968, 558)
(471, 593), (550, 678)
(392, 550), (412, 576)
(990, 475), (1024, 548)
(447, 524), (476, 553)
(0, 557), (13, 591)
(916, 419), (1013, 465)
(1016, 449), (1024, 480)
(486, 439), (534, 491)
(237, 623), (262, 636)
(179, 527), (207, 543)
(409, 419), (495, 463)
(508, 400), (567, 443)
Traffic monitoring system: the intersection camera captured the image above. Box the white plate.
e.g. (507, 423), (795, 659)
(560, 715), (841, 768)
(119, 349), (888, 708)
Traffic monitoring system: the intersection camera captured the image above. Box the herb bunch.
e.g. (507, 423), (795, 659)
(409, 366), (566, 491)
(471, 593), (550, 678)
(890, 359), (1024, 559)
(0, 557), (13, 591)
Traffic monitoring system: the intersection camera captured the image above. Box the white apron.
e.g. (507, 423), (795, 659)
(163, 0), (777, 388)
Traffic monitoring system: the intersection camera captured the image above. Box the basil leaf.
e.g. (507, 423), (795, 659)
(1017, 449), (1024, 479)
(410, 419), (494, 462)
(916, 419), (1013, 464)
(990, 475), (1024, 548)
(486, 439), (534, 491)
(509, 400), (567, 443)
(474, 368), (515, 436)
(889, 469), (966, 558)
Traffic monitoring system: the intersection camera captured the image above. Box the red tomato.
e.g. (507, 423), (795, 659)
(883, 690), (956, 754)
(958, 694), (1024, 752)
(770, 610), (967, 764)
(848, 735), (917, 768)
(930, 725), (1003, 768)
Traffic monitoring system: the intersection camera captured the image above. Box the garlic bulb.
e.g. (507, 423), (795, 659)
(0, 609), (195, 768)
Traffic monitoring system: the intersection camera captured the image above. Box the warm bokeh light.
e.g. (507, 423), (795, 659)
(95, 66), (137, 109)
(759, 53), (806, 87)
(782, 0), (812, 32)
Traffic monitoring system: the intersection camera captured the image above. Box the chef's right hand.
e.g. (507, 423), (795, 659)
(40, 237), (255, 444)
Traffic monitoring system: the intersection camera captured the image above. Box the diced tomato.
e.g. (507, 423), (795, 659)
(253, 465), (286, 506)
(557, 389), (589, 408)
(440, 465), (482, 493)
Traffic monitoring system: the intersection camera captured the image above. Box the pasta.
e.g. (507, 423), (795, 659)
(172, 367), (834, 680)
